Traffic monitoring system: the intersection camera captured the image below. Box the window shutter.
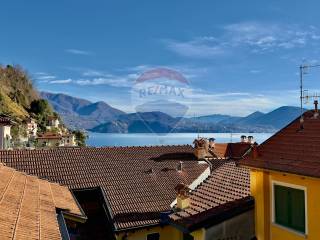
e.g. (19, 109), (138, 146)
(274, 184), (306, 233)
(274, 185), (289, 226)
(289, 188), (305, 233)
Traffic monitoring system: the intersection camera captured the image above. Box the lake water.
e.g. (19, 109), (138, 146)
(87, 132), (273, 147)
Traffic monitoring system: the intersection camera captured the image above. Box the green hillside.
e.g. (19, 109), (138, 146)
(0, 65), (39, 119)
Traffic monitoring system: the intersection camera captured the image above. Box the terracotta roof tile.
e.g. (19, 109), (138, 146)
(0, 145), (208, 231)
(241, 110), (320, 178)
(170, 157), (252, 229)
(0, 115), (12, 125)
(0, 163), (85, 240)
(212, 143), (252, 159)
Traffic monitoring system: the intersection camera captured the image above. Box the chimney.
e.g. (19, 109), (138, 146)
(240, 135), (247, 143)
(314, 100), (319, 118)
(175, 183), (190, 210)
(208, 138), (215, 149)
(193, 138), (209, 159)
(247, 136), (254, 144)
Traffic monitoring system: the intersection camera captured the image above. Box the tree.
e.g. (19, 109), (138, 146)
(72, 130), (87, 146)
(29, 99), (52, 115)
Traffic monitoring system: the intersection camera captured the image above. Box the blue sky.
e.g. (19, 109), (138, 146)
(1, 0), (320, 116)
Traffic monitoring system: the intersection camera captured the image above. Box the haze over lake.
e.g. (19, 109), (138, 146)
(87, 132), (273, 147)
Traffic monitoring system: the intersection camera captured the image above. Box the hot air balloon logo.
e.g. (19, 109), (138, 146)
(131, 67), (190, 134)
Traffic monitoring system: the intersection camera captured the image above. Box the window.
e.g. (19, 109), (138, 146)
(146, 233), (160, 240)
(273, 183), (306, 233)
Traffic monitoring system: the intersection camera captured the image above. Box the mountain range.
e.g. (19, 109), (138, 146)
(41, 92), (305, 133)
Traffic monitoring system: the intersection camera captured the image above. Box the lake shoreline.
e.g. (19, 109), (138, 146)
(86, 132), (273, 147)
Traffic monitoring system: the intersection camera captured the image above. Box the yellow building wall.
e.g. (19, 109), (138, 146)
(115, 225), (183, 240)
(190, 228), (205, 240)
(251, 169), (320, 240)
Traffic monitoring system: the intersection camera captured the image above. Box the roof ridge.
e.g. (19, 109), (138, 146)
(0, 144), (193, 153)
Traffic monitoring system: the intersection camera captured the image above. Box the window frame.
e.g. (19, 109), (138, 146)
(146, 232), (160, 240)
(271, 180), (308, 235)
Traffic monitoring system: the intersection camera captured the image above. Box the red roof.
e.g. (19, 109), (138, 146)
(169, 159), (251, 229)
(0, 116), (13, 125)
(0, 145), (208, 231)
(169, 142), (253, 229)
(36, 133), (62, 140)
(241, 110), (320, 178)
(213, 142), (252, 159)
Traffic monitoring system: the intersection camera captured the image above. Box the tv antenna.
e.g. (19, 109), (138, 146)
(299, 63), (320, 119)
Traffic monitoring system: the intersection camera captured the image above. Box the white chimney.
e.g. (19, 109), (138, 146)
(248, 136), (254, 144)
(240, 135), (247, 143)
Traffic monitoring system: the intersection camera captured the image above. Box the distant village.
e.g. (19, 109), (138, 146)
(0, 114), (78, 150)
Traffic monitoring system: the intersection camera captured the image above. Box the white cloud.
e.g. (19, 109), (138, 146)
(65, 49), (92, 55)
(165, 22), (320, 58)
(36, 75), (56, 80)
(166, 39), (225, 58)
(49, 79), (73, 84)
(75, 77), (132, 87)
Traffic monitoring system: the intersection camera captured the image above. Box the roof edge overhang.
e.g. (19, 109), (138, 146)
(169, 196), (254, 233)
(62, 211), (87, 223)
(114, 222), (161, 234)
(240, 164), (320, 180)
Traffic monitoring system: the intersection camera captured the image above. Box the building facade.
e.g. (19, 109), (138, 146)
(0, 116), (12, 150)
(242, 109), (320, 240)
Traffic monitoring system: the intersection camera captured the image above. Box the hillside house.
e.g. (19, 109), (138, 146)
(62, 133), (76, 146)
(47, 115), (60, 129)
(241, 106), (320, 240)
(26, 118), (37, 138)
(0, 162), (87, 239)
(36, 132), (63, 147)
(0, 115), (12, 150)
(0, 139), (255, 240)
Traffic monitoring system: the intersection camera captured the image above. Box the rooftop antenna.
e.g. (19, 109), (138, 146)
(230, 132), (233, 143)
(299, 62), (320, 124)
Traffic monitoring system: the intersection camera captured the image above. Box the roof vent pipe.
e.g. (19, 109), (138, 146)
(177, 161), (183, 172)
(314, 100), (319, 118)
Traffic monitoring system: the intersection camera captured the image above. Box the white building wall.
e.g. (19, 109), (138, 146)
(0, 125), (11, 150)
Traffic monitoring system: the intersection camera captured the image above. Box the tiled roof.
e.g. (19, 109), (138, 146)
(0, 145), (209, 231)
(241, 110), (320, 178)
(36, 133), (62, 140)
(212, 142), (252, 159)
(169, 159), (252, 229)
(0, 115), (12, 125)
(0, 163), (85, 240)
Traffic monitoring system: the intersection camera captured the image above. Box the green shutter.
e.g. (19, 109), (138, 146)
(289, 187), (305, 233)
(275, 185), (289, 226)
(274, 184), (305, 233)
